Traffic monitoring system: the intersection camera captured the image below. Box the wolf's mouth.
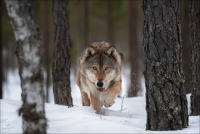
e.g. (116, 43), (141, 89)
(97, 87), (104, 92)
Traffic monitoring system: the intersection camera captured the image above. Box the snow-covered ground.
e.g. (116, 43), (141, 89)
(1, 94), (199, 133)
(1, 70), (199, 133)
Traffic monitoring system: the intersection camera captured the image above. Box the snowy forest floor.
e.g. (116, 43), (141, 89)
(1, 94), (199, 133)
(1, 70), (200, 133)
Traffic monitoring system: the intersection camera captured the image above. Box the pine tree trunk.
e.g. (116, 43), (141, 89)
(83, 0), (89, 49)
(189, 0), (200, 116)
(128, 0), (140, 97)
(143, 0), (188, 130)
(44, 2), (51, 103)
(181, 0), (191, 94)
(4, 0), (47, 133)
(107, 0), (113, 44)
(0, 0), (3, 99)
(52, 0), (73, 106)
(30, 0), (39, 22)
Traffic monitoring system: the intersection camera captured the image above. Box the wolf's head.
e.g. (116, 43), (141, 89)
(80, 41), (123, 92)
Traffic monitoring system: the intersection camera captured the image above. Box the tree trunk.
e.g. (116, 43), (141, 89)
(44, 2), (51, 103)
(83, 0), (89, 49)
(107, 0), (113, 44)
(128, 0), (140, 97)
(189, 0), (200, 116)
(0, 0), (3, 99)
(4, 0), (47, 133)
(52, 0), (73, 106)
(30, 0), (39, 22)
(143, 0), (188, 130)
(181, 0), (191, 94)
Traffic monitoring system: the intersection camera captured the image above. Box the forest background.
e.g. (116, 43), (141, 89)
(0, 0), (191, 102)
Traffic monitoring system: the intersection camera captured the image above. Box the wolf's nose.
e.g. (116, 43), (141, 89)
(97, 81), (103, 87)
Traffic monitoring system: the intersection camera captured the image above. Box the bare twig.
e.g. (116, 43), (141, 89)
(118, 95), (127, 112)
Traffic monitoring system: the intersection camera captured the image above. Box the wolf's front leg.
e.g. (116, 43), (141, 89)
(104, 81), (122, 108)
(90, 92), (103, 114)
(76, 74), (90, 106)
(80, 90), (90, 106)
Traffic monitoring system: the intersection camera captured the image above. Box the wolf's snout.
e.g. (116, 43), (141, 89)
(97, 81), (104, 92)
(97, 81), (103, 87)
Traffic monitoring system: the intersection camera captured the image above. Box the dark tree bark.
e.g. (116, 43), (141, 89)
(128, 0), (140, 97)
(30, 0), (39, 22)
(189, 0), (200, 116)
(44, 2), (51, 103)
(143, 0), (188, 130)
(4, 0), (47, 133)
(181, 0), (191, 94)
(0, 0), (3, 99)
(107, 0), (113, 44)
(31, 0), (51, 103)
(52, 0), (73, 106)
(83, 0), (89, 49)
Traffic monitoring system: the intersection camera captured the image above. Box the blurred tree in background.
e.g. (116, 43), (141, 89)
(189, 0), (200, 116)
(128, 0), (143, 97)
(181, 0), (191, 94)
(1, 0), (20, 100)
(0, 0), (3, 99)
(31, 0), (54, 103)
(107, 0), (113, 44)
(83, 0), (89, 50)
(52, 0), (73, 106)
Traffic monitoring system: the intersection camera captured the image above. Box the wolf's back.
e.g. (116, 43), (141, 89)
(89, 41), (111, 50)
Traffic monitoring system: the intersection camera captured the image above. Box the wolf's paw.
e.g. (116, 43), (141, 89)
(104, 99), (115, 108)
(96, 109), (104, 115)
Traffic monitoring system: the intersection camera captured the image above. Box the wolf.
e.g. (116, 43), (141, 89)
(76, 41), (123, 114)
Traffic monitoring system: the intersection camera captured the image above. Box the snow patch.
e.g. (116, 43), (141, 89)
(121, 66), (130, 97)
(1, 96), (199, 133)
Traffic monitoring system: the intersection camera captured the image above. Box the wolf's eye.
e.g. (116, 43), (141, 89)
(105, 67), (110, 70)
(93, 66), (97, 70)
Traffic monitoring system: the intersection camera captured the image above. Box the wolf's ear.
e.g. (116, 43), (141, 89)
(82, 46), (95, 61)
(106, 46), (122, 64)
(86, 46), (95, 56)
(106, 46), (118, 60)
(81, 46), (95, 62)
(106, 46), (115, 56)
(119, 52), (123, 61)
